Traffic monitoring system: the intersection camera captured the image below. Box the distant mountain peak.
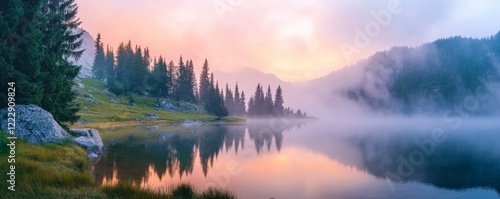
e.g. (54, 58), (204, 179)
(66, 28), (95, 78)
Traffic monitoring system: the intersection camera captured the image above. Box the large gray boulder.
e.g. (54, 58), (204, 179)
(71, 128), (104, 158)
(0, 104), (71, 144)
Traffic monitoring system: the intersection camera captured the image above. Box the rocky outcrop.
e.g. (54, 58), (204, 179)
(71, 128), (104, 158)
(0, 105), (71, 144)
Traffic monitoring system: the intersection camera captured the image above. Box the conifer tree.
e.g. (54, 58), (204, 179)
(104, 46), (116, 91)
(0, 0), (44, 109)
(92, 33), (105, 80)
(167, 60), (176, 95)
(240, 91), (247, 115)
(274, 85), (284, 116)
(265, 85), (273, 115)
(199, 59), (210, 105)
(225, 83), (234, 115)
(248, 97), (255, 116)
(151, 56), (169, 97)
(174, 56), (196, 102)
(234, 83), (244, 115)
(38, 0), (84, 124)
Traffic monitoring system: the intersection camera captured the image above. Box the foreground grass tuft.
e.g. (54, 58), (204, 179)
(102, 182), (236, 199)
(0, 132), (237, 199)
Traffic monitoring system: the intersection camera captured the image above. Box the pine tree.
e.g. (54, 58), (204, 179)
(38, 0), (84, 124)
(274, 85), (284, 116)
(167, 60), (176, 95)
(151, 56), (169, 97)
(129, 45), (148, 93)
(115, 41), (134, 93)
(104, 46), (116, 91)
(234, 83), (241, 115)
(225, 83), (234, 115)
(0, 0), (44, 108)
(92, 33), (105, 80)
(188, 60), (197, 102)
(265, 85), (273, 115)
(214, 81), (228, 117)
(174, 56), (196, 102)
(248, 97), (255, 116)
(240, 91), (246, 115)
(254, 84), (265, 115)
(199, 59), (210, 105)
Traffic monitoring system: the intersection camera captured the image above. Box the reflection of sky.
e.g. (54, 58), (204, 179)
(96, 122), (500, 199)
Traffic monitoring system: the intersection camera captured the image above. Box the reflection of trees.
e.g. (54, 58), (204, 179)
(94, 125), (247, 185)
(350, 131), (500, 194)
(94, 122), (304, 185)
(247, 120), (305, 153)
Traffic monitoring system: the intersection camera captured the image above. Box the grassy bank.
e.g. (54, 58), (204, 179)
(0, 132), (236, 199)
(74, 78), (244, 124)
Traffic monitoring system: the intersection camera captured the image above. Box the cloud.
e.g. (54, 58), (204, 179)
(75, 0), (500, 81)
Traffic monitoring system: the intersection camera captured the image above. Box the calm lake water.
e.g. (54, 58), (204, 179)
(92, 119), (500, 199)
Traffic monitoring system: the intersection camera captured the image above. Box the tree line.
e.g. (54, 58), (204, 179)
(92, 34), (308, 118)
(0, 0), (83, 126)
(246, 84), (306, 118)
(92, 35), (230, 117)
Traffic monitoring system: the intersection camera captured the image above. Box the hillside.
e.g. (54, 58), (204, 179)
(73, 78), (238, 125)
(310, 32), (500, 116)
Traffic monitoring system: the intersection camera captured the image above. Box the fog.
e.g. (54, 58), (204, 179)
(281, 38), (500, 121)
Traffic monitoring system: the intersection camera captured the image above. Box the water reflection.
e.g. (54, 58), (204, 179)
(94, 122), (302, 186)
(349, 128), (500, 194)
(93, 120), (500, 199)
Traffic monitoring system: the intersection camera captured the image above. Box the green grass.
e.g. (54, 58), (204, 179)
(74, 78), (238, 124)
(0, 132), (237, 199)
(102, 182), (236, 199)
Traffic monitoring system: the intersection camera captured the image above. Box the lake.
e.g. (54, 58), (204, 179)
(92, 118), (500, 199)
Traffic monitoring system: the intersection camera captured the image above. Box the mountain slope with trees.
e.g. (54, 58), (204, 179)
(312, 32), (500, 115)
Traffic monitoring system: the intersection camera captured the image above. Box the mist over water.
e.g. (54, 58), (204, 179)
(93, 118), (500, 199)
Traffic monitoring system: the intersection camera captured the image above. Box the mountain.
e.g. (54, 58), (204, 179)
(307, 32), (500, 116)
(67, 28), (95, 78)
(214, 67), (287, 96)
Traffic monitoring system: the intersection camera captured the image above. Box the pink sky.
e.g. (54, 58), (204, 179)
(76, 0), (500, 81)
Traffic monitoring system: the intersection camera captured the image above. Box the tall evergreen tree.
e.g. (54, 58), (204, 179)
(225, 83), (234, 115)
(104, 46), (116, 91)
(199, 59), (210, 105)
(167, 60), (176, 95)
(151, 56), (169, 97)
(0, 0), (44, 108)
(252, 83), (265, 115)
(240, 91), (246, 115)
(92, 33), (105, 80)
(38, 0), (84, 124)
(248, 97), (255, 116)
(265, 85), (273, 115)
(274, 85), (284, 116)
(115, 41), (134, 93)
(234, 83), (241, 115)
(174, 56), (195, 102)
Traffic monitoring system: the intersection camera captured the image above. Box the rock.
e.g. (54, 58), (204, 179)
(77, 82), (85, 89)
(71, 128), (104, 158)
(147, 112), (156, 117)
(0, 105), (71, 144)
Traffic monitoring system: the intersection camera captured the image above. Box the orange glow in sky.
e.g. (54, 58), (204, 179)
(75, 0), (500, 81)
